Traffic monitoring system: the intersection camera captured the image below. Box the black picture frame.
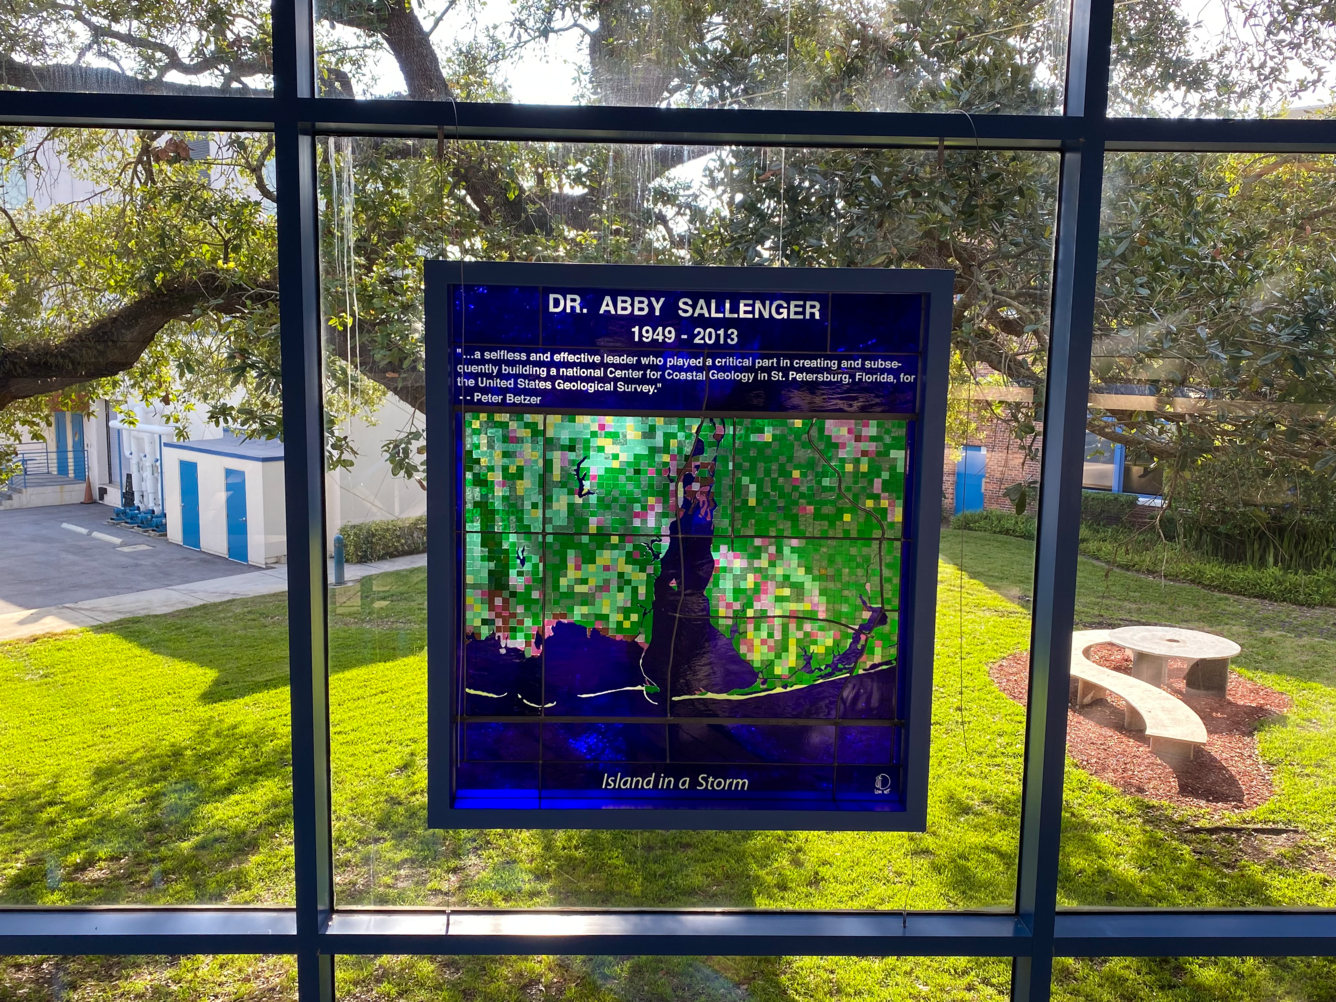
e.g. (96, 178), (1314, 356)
(425, 261), (953, 830)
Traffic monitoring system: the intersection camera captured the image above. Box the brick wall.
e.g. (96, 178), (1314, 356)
(940, 419), (1044, 515)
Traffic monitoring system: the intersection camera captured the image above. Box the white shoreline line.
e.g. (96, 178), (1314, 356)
(669, 664), (891, 701)
(578, 684), (649, 698)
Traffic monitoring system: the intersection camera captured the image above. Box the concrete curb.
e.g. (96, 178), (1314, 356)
(0, 552), (427, 643)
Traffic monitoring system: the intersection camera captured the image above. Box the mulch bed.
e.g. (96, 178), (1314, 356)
(990, 644), (1290, 811)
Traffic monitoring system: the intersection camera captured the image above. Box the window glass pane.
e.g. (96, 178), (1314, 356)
(0, 956), (296, 998)
(1055, 957), (1336, 1000)
(1110, 0), (1336, 117)
(0, 128), (290, 905)
(1060, 152), (1336, 908)
(336, 955), (1012, 1000)
(313, 0), (1070, 114)
(0, 1), (272, 94)
(321, 137), (1057, 909)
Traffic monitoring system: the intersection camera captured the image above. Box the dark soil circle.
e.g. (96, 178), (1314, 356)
(990, 644), (1290, 811)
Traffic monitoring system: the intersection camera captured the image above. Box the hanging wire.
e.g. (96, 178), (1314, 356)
(959, 370), (974, 758)
(949, 109), (982, 758)
(776, 0), (793, 267)
(345, 139), (360, 435)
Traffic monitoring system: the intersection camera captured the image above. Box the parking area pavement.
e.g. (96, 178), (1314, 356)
(0, 502), (253, 614)
(0, 502), (427, 642)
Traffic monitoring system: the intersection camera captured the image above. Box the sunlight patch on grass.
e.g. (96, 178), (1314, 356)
(5, 538), (1336, 997)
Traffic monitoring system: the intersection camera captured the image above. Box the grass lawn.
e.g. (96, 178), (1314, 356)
(3, 530), (1336, 998)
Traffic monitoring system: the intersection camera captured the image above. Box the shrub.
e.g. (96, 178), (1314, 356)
(0, 444), (20, 493)
(1079, 489), (1142, 527)
(339, 516), (427, 563)
(951, 492), (1146, 537)
(1176, 504), (1336, 573)
(952, 501), (1336, 607)
(951, 509), (1036, 539)
(1079, 534), (1336, 607)
(1174, 453), (1336, 572)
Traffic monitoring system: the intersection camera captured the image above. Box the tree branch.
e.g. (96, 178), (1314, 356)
(1085, 416), (1181, 460)
(326, 317), (425, 413)
(0, 53), (242, 94)
(0, 273), (277, 410)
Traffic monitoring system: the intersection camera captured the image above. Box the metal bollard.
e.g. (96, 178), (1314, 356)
(333, 532), (346, 585)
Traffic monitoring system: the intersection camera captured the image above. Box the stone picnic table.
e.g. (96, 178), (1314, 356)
(1107, 625), (1241, 698)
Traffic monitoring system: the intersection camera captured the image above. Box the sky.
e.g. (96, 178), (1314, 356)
(326, 0), (1334, 114)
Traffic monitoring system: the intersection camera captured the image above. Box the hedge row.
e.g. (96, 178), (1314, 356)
(949, 509), (1036, 540)
(950, 510), (1336, 607)
(1078, 535), (1336, 608)
(947, 491), (1150, 539)
(338, 516), (427, 564)
(1078, 489), (1143, 527)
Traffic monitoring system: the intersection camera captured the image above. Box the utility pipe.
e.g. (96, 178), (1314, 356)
(108, 418), (177, 438)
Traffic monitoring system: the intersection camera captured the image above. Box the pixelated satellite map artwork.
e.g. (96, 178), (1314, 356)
(457, 413), (910, 807)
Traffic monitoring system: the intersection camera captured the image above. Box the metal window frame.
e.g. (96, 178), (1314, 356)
(2, 0), (1335, 998)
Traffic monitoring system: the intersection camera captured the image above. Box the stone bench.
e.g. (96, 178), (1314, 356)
(1069, 629), (1208, 762)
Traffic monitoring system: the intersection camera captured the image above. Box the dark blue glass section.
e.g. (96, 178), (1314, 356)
(669, 723), (836, 764)
(456, 285), (542, 345)
(541, 762), (835, 801)
(543, 722), (668, 762)
(830, 661), (899, 720)
(542, 621), (662, 717)
(672, 670), (857, 720)
(829, 293), (924, 354)
(837, 725), (895, 764)
(452, 347), (918, 414)
(542, 288), (828, 352)
(456, 761), (542, 792)
(464, 722), (541, 761)
(464, 635), (541, 716)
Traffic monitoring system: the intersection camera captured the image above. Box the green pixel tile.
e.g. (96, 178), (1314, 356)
(464, 531), (543, 649)
(463, 414), (543, 532)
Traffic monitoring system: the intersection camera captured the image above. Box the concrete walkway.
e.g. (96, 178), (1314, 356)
(0, 553), (427, 642)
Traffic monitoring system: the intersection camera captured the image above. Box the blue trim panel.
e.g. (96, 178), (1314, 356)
(54, 411), (69, 476)
(71, 412), (86, 481)
(179, 460), (201, 550)
(225, 467), (249, 563)
(162, 440), (285, 461)
(955, 445), (986, 513)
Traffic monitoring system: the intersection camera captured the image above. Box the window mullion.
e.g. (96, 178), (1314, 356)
(273, 0), (334, 996)
(1012, 0), (1114, 997)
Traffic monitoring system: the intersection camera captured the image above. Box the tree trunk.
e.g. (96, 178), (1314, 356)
(382, 1), (452, 101)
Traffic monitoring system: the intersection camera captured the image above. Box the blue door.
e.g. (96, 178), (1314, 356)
(179, 460), (201, 549)
(954, 445), (986, 514)
(70, 412), (86, 482)
(54, 412), (69, 476)
(224, 468), (249, 564)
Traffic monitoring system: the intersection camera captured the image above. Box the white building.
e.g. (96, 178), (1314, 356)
(4, 395), (425, 567)
(1, 131), (425, 564)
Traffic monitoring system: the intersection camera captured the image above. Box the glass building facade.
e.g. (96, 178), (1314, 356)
(2, 0), (1336, 999)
